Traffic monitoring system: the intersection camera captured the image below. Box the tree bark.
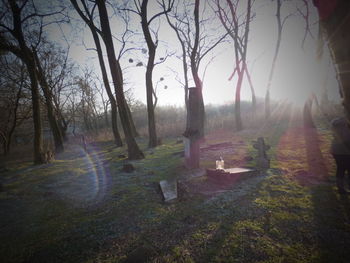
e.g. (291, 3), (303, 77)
(126, 102), (139, 137)
(141, 0), (158, 148)
(313, 0), (350, 123)
(33, 48), (65, 153)
(96, 0), (144, 159)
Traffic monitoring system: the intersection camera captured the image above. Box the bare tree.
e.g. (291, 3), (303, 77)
(0, 1), (64, 163)
(70, 0), (123, 146)
(95, 0), (144, 159)
(75, 69), (100, 134)
(163, 0), (190, 111)
(216, 0), (253, 131)
(0, 56), (31, 155)
(122, 0), (174, 147)
(37, 41), (76, 142)
(264, 0), (293, 120)
(163, 0), (228, 132)
(32, 47), (65, 153)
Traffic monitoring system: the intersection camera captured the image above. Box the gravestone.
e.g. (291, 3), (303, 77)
(253, 137), (270, 169)
(159, 179), (177, 202)
(183, 88), (204, 169)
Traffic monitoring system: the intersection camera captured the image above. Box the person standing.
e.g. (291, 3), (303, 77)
(331, 117), (350, 194)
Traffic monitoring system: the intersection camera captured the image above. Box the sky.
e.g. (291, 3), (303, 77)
(47, 0), (340, 108)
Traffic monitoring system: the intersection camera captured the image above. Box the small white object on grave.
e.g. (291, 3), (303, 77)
(216, 157), (224, 170)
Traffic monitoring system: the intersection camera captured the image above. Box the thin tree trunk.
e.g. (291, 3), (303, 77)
(189, 0), (205, 139)
(235, 70), (244, 131)
(141, 0), (158, 148)
(164, 10), (189, 128)
(245, 67), (256, 114)
(265, 0), (282, 119)
(96, 0), (144, 159)
(33, 48), (64, 153)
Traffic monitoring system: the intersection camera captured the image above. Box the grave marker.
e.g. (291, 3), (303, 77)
(253, 137), (270, 169)
(159, 180), (178, 202)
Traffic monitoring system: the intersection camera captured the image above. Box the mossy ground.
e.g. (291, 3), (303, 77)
(1, 112), (350, 262)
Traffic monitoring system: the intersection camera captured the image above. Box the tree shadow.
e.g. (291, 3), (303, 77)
(303, 127), (350, 262)
(295, 127), (329, 185)
(311, 185), (350, 262)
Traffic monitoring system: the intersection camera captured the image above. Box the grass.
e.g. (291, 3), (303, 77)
(1, 114), (350, 262)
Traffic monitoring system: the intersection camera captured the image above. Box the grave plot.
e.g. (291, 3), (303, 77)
(173, 137), (270, 198)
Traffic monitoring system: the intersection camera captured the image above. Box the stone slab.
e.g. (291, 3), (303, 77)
(206, 167), (257, 183)
(159, 180), (178, 202)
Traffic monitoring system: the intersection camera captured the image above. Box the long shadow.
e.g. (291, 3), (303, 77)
(303, 127), (350, 262)
(303, 127), (329, 184)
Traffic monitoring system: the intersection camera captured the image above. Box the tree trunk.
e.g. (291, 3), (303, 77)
(27, 59), (44, 164)
(265, 0), (282, 120)
(141, 0), (158, 148)
(90, 22), (123, 146)
(245, 67), (256, 114)
(52, 99), (68, 141)
(189, 0), (205, 139)
(9, 2), (44, 164)
(235, 71), (244, 131)
(96, 0), (144, 160)
(126, 103), (139, 137)
(33, 48), (64, 153)
(164, 10), (189, 129)
(313, 0), (350, 123)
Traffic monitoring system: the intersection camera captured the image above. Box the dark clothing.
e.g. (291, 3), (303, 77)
(333, 154), (350, 180)
(331, 117), (350, 193)
(331, 117), (350, 155)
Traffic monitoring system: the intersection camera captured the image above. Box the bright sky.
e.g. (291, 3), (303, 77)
(48, 0), (340, 108)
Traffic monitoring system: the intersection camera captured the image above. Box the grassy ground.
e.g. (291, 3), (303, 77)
(1, 110), (350, 262)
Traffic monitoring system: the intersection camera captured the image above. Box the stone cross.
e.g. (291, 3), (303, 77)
(253, 137), (270, 169)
